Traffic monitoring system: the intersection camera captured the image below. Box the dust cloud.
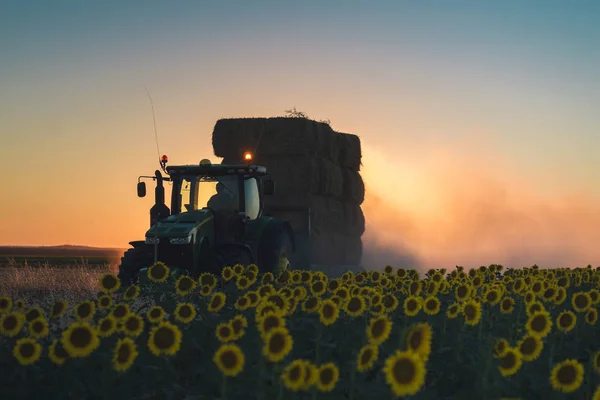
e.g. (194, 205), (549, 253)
(359, 142), (600, 272)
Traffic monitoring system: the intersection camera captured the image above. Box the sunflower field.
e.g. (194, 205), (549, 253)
(1, 262), (600, 399)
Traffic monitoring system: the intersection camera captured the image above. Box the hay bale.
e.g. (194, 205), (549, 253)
(342, 169), (365, 205)
(235, 155), (344, 198)
(212, 117), (341, 161)
(263, 195), (365, 236)
(336, 133), (362, 171)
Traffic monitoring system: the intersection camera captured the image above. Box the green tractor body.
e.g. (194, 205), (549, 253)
(118, 158), (296, 286)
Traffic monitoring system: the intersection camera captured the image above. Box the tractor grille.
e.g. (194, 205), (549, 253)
(154, 243), (193, 270)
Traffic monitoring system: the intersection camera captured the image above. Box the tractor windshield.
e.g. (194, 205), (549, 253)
(177, 175), (239, 213)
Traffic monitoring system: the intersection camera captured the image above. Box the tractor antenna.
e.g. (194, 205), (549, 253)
(144, 85), (167, 173)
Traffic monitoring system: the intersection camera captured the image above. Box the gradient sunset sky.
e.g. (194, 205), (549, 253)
(1, 1), (600, 270)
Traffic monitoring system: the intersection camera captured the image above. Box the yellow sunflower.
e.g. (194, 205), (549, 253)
(221, 266), (235, 281)
(113, 337), (138, 372)
(147, 321), (182, 356)
(215, 322), (235, 343)
(122, 313), (144, 337)
(25, 307), (44, 323)
(99, 273), (121, 293)
(526, 310), (552, 338)
(556, 310), (577, 332)
(550, 359), (584, 393)
(74, 300), (96, 322)
(13, 337), (42, 366)
(494, 338), (509, 358)
(446, 303), (461, 319)
(97, 315), (117, 337)
(0, 296), (12, 313)
(61, 321), (100, 358)
(366, 314), (392, 345)
(48, 339), (69, 365)
(1, 312), (25, 338)
(586, 307), (598, 325)
(28, 317), (49, 339)
(281, 359), (306, 392)
(318, 299), (339, 326)
(263, 326), (293, 362)
(174, 303), (197, 324)
(146, 305), (166, 323)
(147, 262), (170, 284)
(301, 296), (322, 314)
(356, 343), (379, 372)
(344, 295), (366, 317)
(97, 294), (113, 309)
(50, 300), (68, 319)
(383, 349), (427, 397)
(499, 297), (515, 314)
(498, 347), (522, 376)
(403, 296), (422, 317)
(572, 292), (591, 313)
(422, 296), (441, 315)
(214, 343), (245, 377)
(462, 299), (482, 326)
(315, 362), (340, 392)
(517, 334), (543, 362)
(123, 285), (140, 301)
(405, 323), (433, 362)
(175, 275), (197, 296)
(257, 311), (286, 339)
(207, 292), (227, 312)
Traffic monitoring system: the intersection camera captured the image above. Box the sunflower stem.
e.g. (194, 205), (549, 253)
(221, 374), (228, 400)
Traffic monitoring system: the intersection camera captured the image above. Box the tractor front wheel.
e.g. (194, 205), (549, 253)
(117, 246), (154, 287)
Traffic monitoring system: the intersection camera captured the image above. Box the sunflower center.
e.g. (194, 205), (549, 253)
(151, 265), (167, 279)
(289, 365), (302, 382)
(117, 344), (131, 363)
(26, 310), (41, 322)
(520, 337), (536, 355)
(360, 349), (373, 365)
(178, 306), (192, 319)
(20, 342), (35, 358)
(32, 321), (44, 333)
(559, 314), (573, 327)
(77, 303), (91, 317)
(464, 305), (476, 319)
(219, 326), (232, 338)
(557, 365), (576, 384)
(347, 298), (362, 312)
(102, 275), (118, 289)
(425, 300), (437, 310)
(154, 327), (175, 349)
(55, 342), (69, 358)
(3, 316), (17, 330)
(125, 317), (140, 331)
(574, 295), (589, 309)
(0, 299), (8, 308)
(313, 282), (324, 293)
(70, 327), (93, 348)
(231, 321), (242, 334)
(530, 315), (547, 332)
(178, 277), (194, 291)
(319, 367), (334, 385)
(100, 297), (111, 307)
(150, 309), (162, 319)
(113, 306), (127, 319)
(322, 304), (335, 319)
(409, 331), (423, 350)
(100, 319), (113, 332)
(392, 358), (416, 384)
(220, 350), (238, 369)
(406, 300), (417, 311)
(371, 319), (386, 338)
(457, 286), (468, 298)
(268, 333), (286, 354)
(501, 351), (518, 369)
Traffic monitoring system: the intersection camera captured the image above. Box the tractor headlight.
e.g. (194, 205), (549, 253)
(169, 236), (192, 245)
(145, 237), (160, 244)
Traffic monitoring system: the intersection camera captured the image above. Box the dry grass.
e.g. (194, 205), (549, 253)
(0, 259), (118, 308)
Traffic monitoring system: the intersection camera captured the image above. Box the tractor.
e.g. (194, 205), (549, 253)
(117, 153), (297, 286)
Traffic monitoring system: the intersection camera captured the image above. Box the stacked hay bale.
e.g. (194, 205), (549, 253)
(212, 117), (365, 268)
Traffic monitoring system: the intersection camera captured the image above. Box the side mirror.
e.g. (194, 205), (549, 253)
(137, 182), (147, 198)
(263, 179), (275, 196)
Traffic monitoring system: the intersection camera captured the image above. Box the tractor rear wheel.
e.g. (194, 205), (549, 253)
(117, 247), (154, 286)
(260, 227), (293, 275)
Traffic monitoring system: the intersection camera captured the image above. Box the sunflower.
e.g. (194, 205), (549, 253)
(0, 296), (12, 313)
(232, 263), (245, 275)
(124, 283), (142, 301)
(199, 285), (213, 296)
(236, 275), (252, 291)
(214, 343), (245, 377)
(446, 303), (461, 319)
(587, 307), (598, 325)
(334, 287), (350, 301)
(299, 360), (318, 390)
(383, 349), (426, 397)
(592, 351), (600, 374)
(455, 284), (471, 302)
(301, 296), (322, 314)
(25, 307), (44, 323)
(319, 299), (339, 326)
(216, 322), (235, 343)
(310, 280), (327, 297)
(550, 359), (584, 393)
(97, 315), (117, 337)
(526, 310), (552, 338)
(556, 310), (577, 332)
(256, 302), (283, 319)
(462, 299), (482, 326)
(485, 288), (502, 305)
(111, 303), (131, 321)
(99, 273), (121, 293)
(261, 272), (275, 284)
(263, 327), (293, 362)
(572, 292), (591, 313)
(14, 299), (26, 310)
(403, 296), (422, 317)
(234, 295), (251, 311)
(366, 315), (392, 345)
(246, 291), (261, 307)
(281, 359), (306, 392)
(147, 262), (170, 284)
(344, 295), (366, 317)
(315, 362), (339, 392)
(356, 343), (379, 372)
(422, 296), (441, 315)
(494, 338), (509, 358)
(327, 278), (341, 293)
(74, 300), (96, 322)
(146, 306), (166, 323)
(500, 297), (515, 314)
(524, 291), (536, 304)
(0, 311), (24, 337)
(113, 337), (138, 372)
(13, 337), (42, 366)
(221, 266), (235, 281)
(257, 311), (286, 338)
(207, 292), (226, 313)
(408, 281), (422, 296)
(28, 317), (49, 339)
(517, 334), (543, 362)
(406, 323), (433, 361)
(97, 294), (113, 309)
(50, 300), (68, 319)
(175, 275), (197, 296)
(123, 313), (144, 337)
(498, 347), (522, 376)
(147, 321), (183, 357)
(590, 289), (600, 305)
(61, 322), (100, 358)
(48, 339), (69, 365)
(230, 315), (247, 339)
(174, 303), (197, 324)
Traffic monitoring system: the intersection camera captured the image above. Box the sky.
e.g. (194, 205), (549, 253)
(1, 1), (600, 270)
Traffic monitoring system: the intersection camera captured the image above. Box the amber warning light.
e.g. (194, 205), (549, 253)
(244, 152), (252, 161)
(161, 155), (168, 163)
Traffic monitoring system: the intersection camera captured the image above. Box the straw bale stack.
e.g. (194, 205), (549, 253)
(213, 117), (365, 269)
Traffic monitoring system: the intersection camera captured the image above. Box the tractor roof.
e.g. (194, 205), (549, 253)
(166, 163), (268, 177)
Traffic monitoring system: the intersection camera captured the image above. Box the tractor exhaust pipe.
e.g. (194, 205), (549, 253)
(150, 170), (170, 227)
